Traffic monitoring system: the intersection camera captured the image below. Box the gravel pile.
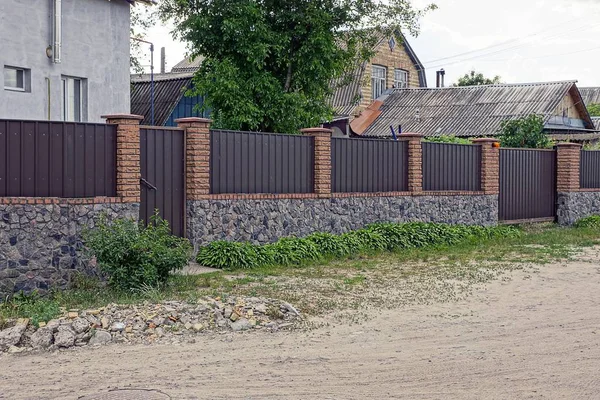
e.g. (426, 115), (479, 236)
(0, 296), (300, 354)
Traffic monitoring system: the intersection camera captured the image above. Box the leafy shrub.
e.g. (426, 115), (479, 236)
(497, 114), (553, 149)
(0, 291), (61, 328)
(85, 213), (192, 290)
(574, 215), (600, 229)
(196, 222), (521, 270)
(424, 136), (472, 145)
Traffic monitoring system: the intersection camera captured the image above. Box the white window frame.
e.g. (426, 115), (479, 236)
(371, 65), (387, 100)
(61, 76), (84, 122)
(394, 69), (409, 89)
(4, 66), (26, 92)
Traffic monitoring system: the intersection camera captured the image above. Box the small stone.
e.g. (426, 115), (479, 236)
(88, 330), (112, 346)
(155, 327), (165, 337)
(192, 323), (204, 332)
(71, 318), (90, 334)
(125, 326), (133, 334)
(0, 321), (28, 351)
(7, 345), (26, 354)
(223, 307), (233, 319)
(282, 302), (300, 317)
(87, 309), (101, 316)
(100, 317), (110, 329)
(255, 304), (268, 314)
(54, 327), (75, 348)
(67, 312), (79, 319)
(231, 318), (252, 332)
(246, 310), (254, 317)
(278, 323), (293, 329)
(30, 327), (54, 349)
(184, 323), (193, 330)
(111, 322), (126, 332)
(230, 312), (239, 322)
(46, 320), (60, 333)
(37, 321), (47, 328)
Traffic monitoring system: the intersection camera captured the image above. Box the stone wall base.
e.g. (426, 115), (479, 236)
(187, 195), (498, 251)
(557, 191), (600, 226)
(0, 203), (139, 296)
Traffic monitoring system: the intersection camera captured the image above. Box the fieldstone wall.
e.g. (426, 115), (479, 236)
(557, 191), (600, 225)
(0, 203), (139, 296)
(187, 195), (498, 250)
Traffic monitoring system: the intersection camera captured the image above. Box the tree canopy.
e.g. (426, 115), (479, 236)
(159, 0), (436, 133)
(455, 70), (502, 87)
(497, 114), (552, 149)
(587, 103), (600, 117)
(130, 5), (156, 74)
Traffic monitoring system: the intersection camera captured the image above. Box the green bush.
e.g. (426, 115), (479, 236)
(424, 136), (472, 145)
(574, 215), (600, 229)
(85, 213), (192, 290)
(196, 222), (522, 270)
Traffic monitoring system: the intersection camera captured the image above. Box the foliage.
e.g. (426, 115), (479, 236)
(455, 70), (502, 87)
(424, 135), (472, 145)
(587, 103), (600, 117)
(159, 0), (436, 133)
(0, 292), (61, 328)
(574, 215), (600, 229)
(85, 213), (192, 290)
(196, 222), (521, 270)
(130, 5), (157, 74)
(497, 114), (553, 149)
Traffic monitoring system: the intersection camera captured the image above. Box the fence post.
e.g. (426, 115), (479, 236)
(397, 134), (423, 193)
(301, 127), (332, 197)
(102, 114), (144, 202)
(472, 138), (500, 194)
(176, 117), (212, 199)
(556, 142), (582, 192)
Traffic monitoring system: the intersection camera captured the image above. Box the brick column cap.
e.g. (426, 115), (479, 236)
(174, 117), (213, 124)
(472, 138), (499, 144)
(301, 127), (332, 136)
(556, 142), (582, 148)
(101, 114), (144, 121)
(397, 133), (424, 140)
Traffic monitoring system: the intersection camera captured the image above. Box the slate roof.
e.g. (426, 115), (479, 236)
(579, 87), (600, 105)
(171, 56), (205, 73)
(130, 73), (194, 125)
(358, 81), (595, 138)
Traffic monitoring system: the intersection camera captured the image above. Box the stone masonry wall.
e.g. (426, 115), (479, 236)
(556, 192), (600, 226)
(0, 203), (139, 296)
(187, 195), (498, 250)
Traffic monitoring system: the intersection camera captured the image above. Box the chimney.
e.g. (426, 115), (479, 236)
(160, 47), (166, 74)
(436, 69), (446, 88)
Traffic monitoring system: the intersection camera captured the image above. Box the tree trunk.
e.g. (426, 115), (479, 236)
(284, 62), (293, 92)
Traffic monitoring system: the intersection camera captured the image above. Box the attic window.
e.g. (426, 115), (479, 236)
(394, 69), (408, 89)
(372, 65), (387, 100)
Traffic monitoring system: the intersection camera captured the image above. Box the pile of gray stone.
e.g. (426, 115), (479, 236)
(0, 296), (300, 354)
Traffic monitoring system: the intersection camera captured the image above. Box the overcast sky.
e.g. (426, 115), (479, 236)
(144, 0), (600, 87)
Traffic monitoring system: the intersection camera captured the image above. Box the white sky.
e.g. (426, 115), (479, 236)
(143, 0), (600, 87)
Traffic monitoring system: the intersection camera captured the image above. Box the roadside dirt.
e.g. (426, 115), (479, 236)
(1, 250), (599, 399)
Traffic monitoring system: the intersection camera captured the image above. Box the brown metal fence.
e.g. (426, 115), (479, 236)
(140, 127), (186, 237)
(210, 130), (314, 194)
(422, 142), (481, 191)
(499, 148), (556, 222)
(580, 150), (600, 189)
(0, 119), (117, 198)
(331, 138), (408, 193)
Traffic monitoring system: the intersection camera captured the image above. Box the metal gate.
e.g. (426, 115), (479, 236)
(140, 127), (186, 237)
(499, 148), (556, 223)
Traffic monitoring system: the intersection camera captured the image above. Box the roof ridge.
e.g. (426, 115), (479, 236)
(393, 80), (577, 91)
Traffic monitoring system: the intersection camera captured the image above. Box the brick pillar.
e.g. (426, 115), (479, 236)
(472, 138), (500, 194)
(176, 118), (212, 199)
(398, 134), (423, 193)
(556, 142), (582, 192)
(301, 128), (332, 197)
(102, 114), (143, 202)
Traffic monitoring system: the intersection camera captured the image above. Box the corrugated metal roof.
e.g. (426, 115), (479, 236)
(360, 81), (594, 138)
(592, 117), (600, 130)
(580, 87), (600, 105)
(131, 76), (193, 126)
(171, 56), (205, 73)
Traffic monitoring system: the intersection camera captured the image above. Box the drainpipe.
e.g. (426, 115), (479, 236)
(131, 37), (155, 125)
(53, 0), (62, 63)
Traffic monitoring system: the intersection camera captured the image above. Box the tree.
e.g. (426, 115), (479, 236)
(497, 114), (552, 149)
(455, 70), (502, 87)
(159, 0), (436, 133)
(130, 5), (157, 74)
(587, 103), (600, 117)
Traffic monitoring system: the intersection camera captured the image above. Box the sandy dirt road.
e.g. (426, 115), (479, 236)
(1, 256), (599, 400)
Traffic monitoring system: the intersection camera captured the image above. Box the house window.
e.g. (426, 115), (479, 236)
(394, 69), (408, 89)
(62, 76), (85, 122)
(371, 65), (387, 100)
(4, 66), (26, 91)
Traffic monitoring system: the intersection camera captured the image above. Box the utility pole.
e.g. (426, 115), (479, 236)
(131, 37), (155, 125)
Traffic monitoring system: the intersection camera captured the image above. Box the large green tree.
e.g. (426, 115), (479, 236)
(587, 103), (600, 117)
(455, 70), (502, 87)
(159, 0), (436, 133)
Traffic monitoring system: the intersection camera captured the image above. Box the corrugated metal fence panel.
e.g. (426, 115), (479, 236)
(580, 150), (600, 189)
(499, 148), (556, 222)
(0, 119), (117, 198)
(422, 142), (482, 191)
(331, 138), (408, 193)
(140, 127), (186, 237)
(210, 130), (314, 194)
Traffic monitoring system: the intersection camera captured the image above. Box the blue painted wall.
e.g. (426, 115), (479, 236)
(165, 93), (211, 126)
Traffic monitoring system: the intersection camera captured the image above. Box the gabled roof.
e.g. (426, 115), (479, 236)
(171, 56), (206, 73)
(131, 73), (194, 125)
(579, 87), (600, 105)
(356, 81), (595, 138)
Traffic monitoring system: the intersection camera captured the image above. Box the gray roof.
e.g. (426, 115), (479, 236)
(579, 87), (600, 105)
(131, 75), (193, 125)
(171, 56), (205, 73)
(592, 117), (600, 130)
(360, 81), (594, 138)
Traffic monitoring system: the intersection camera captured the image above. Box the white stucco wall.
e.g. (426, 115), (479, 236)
(0, 0), (131, 122)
